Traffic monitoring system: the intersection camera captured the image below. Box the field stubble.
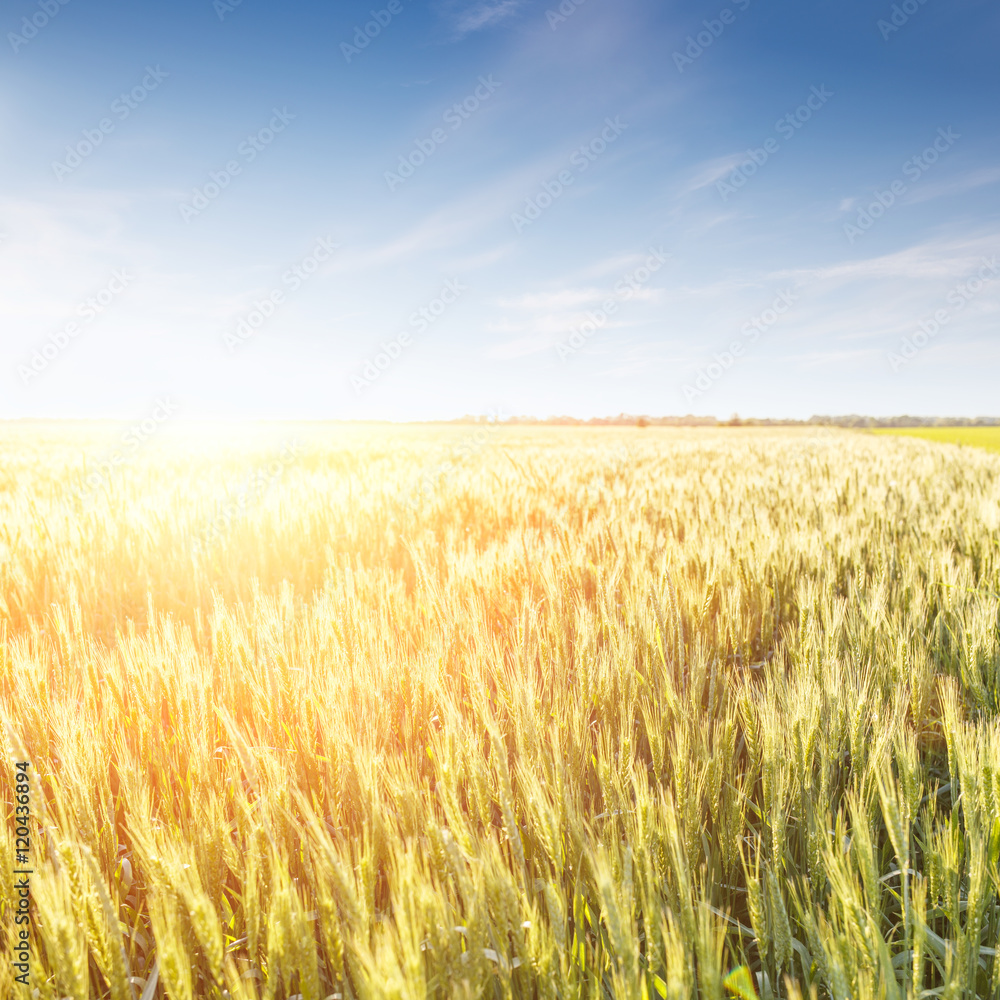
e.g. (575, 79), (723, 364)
(1, 424), (999, 999)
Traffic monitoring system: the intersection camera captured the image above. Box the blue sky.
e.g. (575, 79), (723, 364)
(1, 0), (997, 420)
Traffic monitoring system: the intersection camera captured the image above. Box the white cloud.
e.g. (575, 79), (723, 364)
(497, 289), (606, 309)
(905, 167), (1000, 205)
(485, 316), (636, 360)
(485, 336), (556, 359)
(328, 155), (572, 273)
(566, 251), (660, 281)
(680, 154), (747, 196)
(449, 1), (524, 36)
(791, 233), (1000, 285)
(0, 193), (145, 333)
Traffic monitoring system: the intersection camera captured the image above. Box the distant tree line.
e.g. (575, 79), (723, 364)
(806, 415), (1000, 427)
(456, 414), (1000, 427)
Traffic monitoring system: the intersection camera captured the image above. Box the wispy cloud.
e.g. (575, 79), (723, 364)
(448, 1), (524, 37)
(680, 154), (747, 196)
(497, 289), (607, 309)
(485, 316), (638, 360)
(565, 251), (661, 282)
(328, 167), (538, 271)
(786, 232), (1000, 286)
(485, 285), (660, 358)
(905, 167), (1000, 205)
(835, 169), (1000, 215)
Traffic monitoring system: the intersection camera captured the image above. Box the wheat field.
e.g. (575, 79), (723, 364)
(2, 423), (1000, 1000)
(873, 427), (1000, 455)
